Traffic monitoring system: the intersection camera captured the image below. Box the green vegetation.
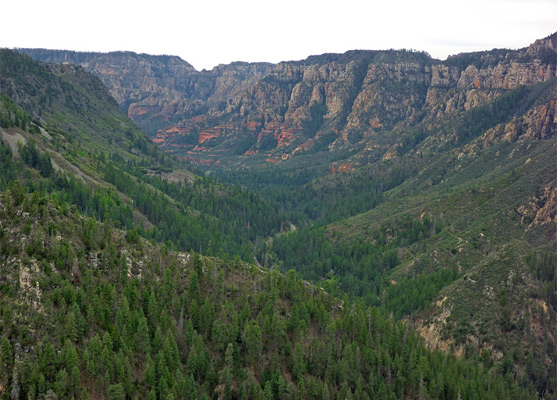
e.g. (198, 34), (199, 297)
(0, 190), (538, 400)
(0, 50), (284, 262)
(0, 94), (32, 130)
(1, 44), (556, 399)
(526, 250), (557, 309)
(20, 141), (54, 178)
(264, 214), (442, 307)
(302, 102), (327, 138)
(102, 162), (281, 258)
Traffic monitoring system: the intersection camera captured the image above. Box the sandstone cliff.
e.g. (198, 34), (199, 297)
(19, 32), (556, 166)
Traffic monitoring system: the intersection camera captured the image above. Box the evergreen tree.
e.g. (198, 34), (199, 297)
(0, 337), (13, 393)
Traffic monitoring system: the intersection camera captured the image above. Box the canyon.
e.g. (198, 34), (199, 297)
(19, 33), (556, 171)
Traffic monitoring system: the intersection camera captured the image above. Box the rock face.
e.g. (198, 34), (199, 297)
(19, 32), (557, 165)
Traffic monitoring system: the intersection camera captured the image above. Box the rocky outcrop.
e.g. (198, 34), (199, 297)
(19, 32), (557, 165)
(457, 61), (555, 90)
(457, 84), (557, 155)
(517, 185), (557, 230)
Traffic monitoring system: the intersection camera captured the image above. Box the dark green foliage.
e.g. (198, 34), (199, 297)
(527, 250), (556, 284)
(268, 215), (440, 306)
(302, 102), (327, 138)
(107, 383), (126, 400)
(215, 157), (415, 227)
(102, 161), (281, 259)
(0, 191), (539, 400)
(125, 228), (139, 244)
(383, 268), (459, 318)
(444, 48), (515, 70)
(257, 133), (278, 151)
(20, 141), (53, 177)
(232, 134), (258, 155)
(0, 94), (31, 129)
(0, 337), (13, 393)
(0, 141), (17, 187)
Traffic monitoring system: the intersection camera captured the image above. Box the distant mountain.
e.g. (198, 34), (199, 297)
(19, 33), (556, 171)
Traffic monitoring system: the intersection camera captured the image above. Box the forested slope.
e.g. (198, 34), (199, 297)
(257, 81), (557, 396)
(0, 188), (538, 399)
(0, 49), (283, 260)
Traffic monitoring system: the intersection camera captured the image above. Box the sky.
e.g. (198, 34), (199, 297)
(2, 0), (555, 71)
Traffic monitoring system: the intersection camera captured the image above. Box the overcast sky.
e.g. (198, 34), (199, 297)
(2, 0), (555, 71)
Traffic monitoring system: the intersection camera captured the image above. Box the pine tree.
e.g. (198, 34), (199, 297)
(107, 383), (125, 400)
(136, 309), (151, 353)
(0, 337), (13, 394)
(219, 343), (234, 400)
(40, 342), (57, 382)
(242, 320), (262, 367)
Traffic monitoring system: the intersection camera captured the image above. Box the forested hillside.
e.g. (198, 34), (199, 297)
(0, 189), (538, 399)
(0, 50), (283, 261)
